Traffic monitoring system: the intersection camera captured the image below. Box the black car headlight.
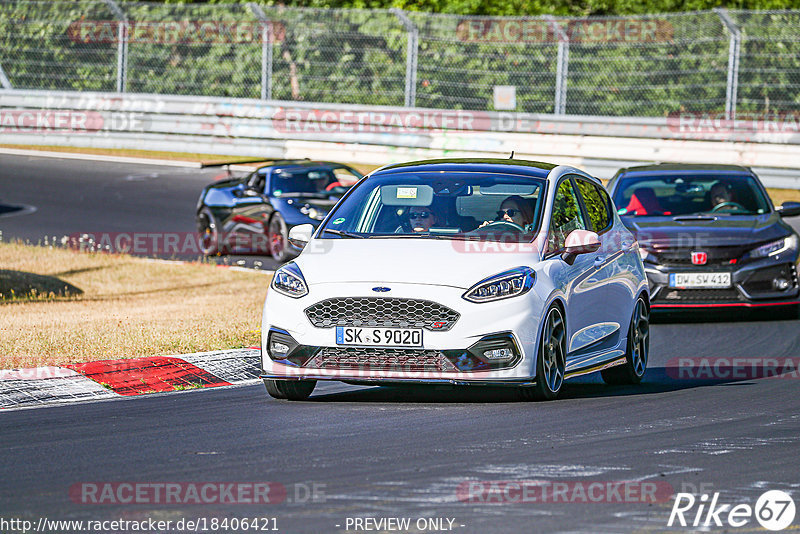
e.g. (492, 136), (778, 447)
(748, 235), (797, 259)
(462, 267), (535, 303)
(271, 262), (309, 298)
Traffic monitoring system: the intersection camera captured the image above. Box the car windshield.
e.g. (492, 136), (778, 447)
(319, 172), (546, 241)
(613, 174), (771, 217)
(270, 167), (362, 196)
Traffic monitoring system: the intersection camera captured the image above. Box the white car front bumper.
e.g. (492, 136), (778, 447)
(261, 281), (548, 384)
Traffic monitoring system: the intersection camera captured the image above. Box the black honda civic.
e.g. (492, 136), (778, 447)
(606, 163), (800, 310)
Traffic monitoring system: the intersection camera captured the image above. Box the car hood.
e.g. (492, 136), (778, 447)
(275, 196), (340, 212)
(294, 238), (541, 290)
(623, 213), (792, 248)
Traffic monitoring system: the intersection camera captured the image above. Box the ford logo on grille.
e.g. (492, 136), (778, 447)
(372, 287), (391, 293)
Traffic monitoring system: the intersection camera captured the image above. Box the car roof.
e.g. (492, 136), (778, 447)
(616, 163), (753, 176)
(373, 158), (556, 179)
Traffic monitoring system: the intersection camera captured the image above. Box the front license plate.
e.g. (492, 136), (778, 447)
(335, 327), (423, 347)
(669, 272), (732, 288)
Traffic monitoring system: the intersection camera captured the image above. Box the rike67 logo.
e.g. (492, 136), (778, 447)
(669, 490), (796, 531)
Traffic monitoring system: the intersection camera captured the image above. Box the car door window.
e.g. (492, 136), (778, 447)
(575, 179), (612, 233)
(332, 167), (363, 185)
(547, 179), (587, 254)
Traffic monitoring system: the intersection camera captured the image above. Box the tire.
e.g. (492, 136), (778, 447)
(263, 379), (316, 401)
(602, 296), (649, 385)
(520, 305), (567, 401)
(268, 214), (296, 264)
(197, 207), (221, 256)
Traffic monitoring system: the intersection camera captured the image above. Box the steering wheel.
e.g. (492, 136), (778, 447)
(477, 220), (525, 233)
(711, 201), (747, 213)
(325, 181), (343, 191)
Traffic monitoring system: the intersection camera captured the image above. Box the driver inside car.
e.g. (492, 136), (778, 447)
(709, 182), (734, 209)
(479, 195), (533, 230)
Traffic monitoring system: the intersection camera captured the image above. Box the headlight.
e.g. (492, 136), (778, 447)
(300, 205), (326, 221)
(271, 262), (308, 298)
(462, 267), (535, 303)
(749, 235), (797, 259)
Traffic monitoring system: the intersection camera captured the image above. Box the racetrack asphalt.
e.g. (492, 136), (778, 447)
(1, 154), (800, 533)
(0, 153), (280, 270)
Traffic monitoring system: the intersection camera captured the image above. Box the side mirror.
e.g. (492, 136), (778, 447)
(561, 229), (601, 265)
(288, 224), (314, 249)
(777, 201), (800, 218)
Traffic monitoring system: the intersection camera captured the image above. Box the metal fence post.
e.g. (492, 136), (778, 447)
(102, 0), (128, 93)
(248, 3), (273, 101)
(392, 8), (418, 108)
(0, 62), (12, 89)
(715, 8), (741, 119)
(546, 16), (569, 115)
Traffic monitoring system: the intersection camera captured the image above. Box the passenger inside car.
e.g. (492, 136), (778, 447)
(407, 206), (439, 232)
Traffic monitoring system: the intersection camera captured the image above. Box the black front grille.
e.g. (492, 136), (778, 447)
(655, 288), (744, 302)
(304, 297), (460, 331)
(655, 247), (748, 268)
(306, 347), (455, 372)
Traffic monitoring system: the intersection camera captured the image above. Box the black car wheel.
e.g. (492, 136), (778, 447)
(520, 305), (566, 401)
(263, 379), (316, 401)
(197, 207), (221, 256)
(602, 296), (649, 385)
(268, 214), (295, 263)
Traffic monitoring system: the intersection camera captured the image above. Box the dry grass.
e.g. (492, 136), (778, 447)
(0, 242), (268, 369)
(767, 187), (800, 206)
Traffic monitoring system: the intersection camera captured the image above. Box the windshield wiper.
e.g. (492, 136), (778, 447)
(323, 229), (366, 239)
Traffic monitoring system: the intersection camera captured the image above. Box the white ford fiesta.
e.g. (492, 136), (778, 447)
(260, 158), (650, 401)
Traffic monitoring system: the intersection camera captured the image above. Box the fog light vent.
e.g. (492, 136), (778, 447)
(773, 278), (791, 291)
(483, 348), (515, 361)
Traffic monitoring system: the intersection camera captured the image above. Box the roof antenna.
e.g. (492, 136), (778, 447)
(509, 151), (515, 159)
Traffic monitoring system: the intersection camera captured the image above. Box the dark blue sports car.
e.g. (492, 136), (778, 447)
(196, 160), (363, 262)
(607, 163), (800, 311)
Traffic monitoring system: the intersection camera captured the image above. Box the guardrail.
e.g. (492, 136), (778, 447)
(1, 89), (799, 188)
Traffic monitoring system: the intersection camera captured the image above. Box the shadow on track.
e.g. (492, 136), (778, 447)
(302, 365), (773, 404)
(652, 305), (799, 324)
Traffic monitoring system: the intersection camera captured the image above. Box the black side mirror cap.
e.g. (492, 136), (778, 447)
(777, 201), (800, 217)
